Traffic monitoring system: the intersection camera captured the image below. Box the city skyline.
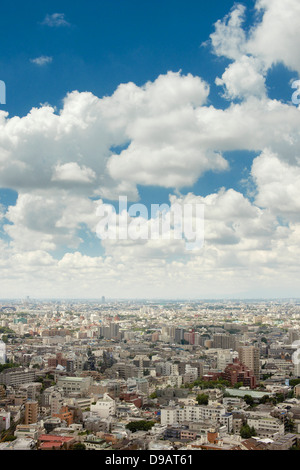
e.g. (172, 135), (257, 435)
(1, 296), (300, 451)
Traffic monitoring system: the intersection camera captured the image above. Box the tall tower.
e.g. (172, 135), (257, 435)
(24, 400), (38, 425)
(238, 346), (260, 382)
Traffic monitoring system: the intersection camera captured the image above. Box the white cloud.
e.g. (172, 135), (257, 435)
(2, 185), (299, 299)
(248, 0), (300, 73)
(30, 56), (53, 66)
(251, 150), (300, 221)
(211, 0), (300, 74)
(209, 4), (247, 60)
(215, 55), (267, 100)
(0, 72), (229, 198)
(41, 13), (70, 28)
(52, 162), (96, 184)
(4, 191), (99, 252)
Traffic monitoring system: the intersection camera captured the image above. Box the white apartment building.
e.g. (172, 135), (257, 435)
(157, 362), (179, 376)
(116, 402), (139, 418)
(90, 393), (116, 419)
(161, 404), (226, 426)
(14, 423), (42, 440)
(223, 397), (247, 410)
(185, 365), (198, 379)
(56, 376), (93, 395)
(167, 375), (183, 388)
(66, 396), (93, 410)
(217, 349), (239, 371)
(247, 416), (285, 437)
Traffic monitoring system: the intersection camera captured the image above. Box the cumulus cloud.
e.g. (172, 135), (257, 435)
(209, 4), (248, 60)
(215, 55), (267, 100)
(0, 72), (228, 198)
(1, 185), (297, 299)
(3, 191), (99, 252)
(210, 0), (300, 107)
(52, 162), (96, 184)
(211, 0), (300, 75)
(248, 0), (300, 73)
(251, 150), (300, 221)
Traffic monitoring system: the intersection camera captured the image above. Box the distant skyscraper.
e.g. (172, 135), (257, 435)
(238, 346), (260, 381)
(102, 296), (106, 304)
(100, 322), (120, 340)
(109, 322), (119, 339)
(174, 328), (185, 344)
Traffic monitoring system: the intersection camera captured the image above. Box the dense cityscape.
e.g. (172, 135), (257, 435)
(1, 297), (300, 451)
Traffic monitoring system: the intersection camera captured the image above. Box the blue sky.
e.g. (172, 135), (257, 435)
(1, 0), (237, 116)
(1, 0), (300, 299)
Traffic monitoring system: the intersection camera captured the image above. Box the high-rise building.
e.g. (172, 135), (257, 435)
(223, 358), (257, 389)
(24, 400), (38, 425)
(213, 334), (235, 349)
(100, 322), (120, 340)
(174, 328), (185, 344)
(238, 346), (260, 381)
(217, 349), (239, 371)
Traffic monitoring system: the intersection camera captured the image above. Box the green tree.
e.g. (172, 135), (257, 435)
(286, 419), (295, 433)
(244, 395), (254, 406)
(0, 363), (19, 374)
(233, 382), (243, 389)
(72, 443), (86, 450)
(196, 393), (209, 405)
(126, 421), (156, 433)
(259, 395), (270, 404)
(240, 424), (257, 439)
